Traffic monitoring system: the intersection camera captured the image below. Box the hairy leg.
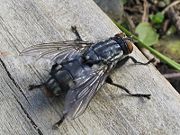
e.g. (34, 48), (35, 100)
(106, 76), (151, 99)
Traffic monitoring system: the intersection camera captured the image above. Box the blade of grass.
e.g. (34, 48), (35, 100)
(113, 21), (180, 70)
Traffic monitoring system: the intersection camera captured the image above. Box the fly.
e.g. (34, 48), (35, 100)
(20, 26), (154, 129)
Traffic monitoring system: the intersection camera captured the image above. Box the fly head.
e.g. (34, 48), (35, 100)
(114, 33), (133, 55)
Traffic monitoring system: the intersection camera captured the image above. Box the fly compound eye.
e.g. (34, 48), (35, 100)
(125, 40), (133, 54)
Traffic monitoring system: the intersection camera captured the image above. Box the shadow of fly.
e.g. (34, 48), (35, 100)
(20, 26), (154, 129)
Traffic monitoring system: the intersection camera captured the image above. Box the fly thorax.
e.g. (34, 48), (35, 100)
(92, 39), (123, 62)
(83, 50), (100, 64)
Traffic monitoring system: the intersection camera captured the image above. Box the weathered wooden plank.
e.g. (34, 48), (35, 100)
(0, 60), (41, 135)
(0, 0), (180, 135)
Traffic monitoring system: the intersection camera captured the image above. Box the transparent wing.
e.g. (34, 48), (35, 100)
(63, 67), (108, 119)
(20, 40), (92, 62)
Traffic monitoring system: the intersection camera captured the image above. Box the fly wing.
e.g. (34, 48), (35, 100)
(20, 40), (92, 62)
(63, 67), (108, 119)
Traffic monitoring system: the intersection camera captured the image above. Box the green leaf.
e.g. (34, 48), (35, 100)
(166, 25), (176, 36)
(157, 37), (180, 62)
(149, 12), (164, 24)
(122, 0), (127, 4)
(135, 22), (159, 46)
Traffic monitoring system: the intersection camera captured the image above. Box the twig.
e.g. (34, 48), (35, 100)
(140, 48), (160, 65)
(162, 0), (180, 14)
(142, 0), (149, 22)
(125, 14), (136, 31)
(163, 19), (170, 33)
(163, 73), (180, 79)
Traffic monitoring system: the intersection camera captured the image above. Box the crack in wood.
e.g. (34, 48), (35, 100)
(0, 58), (29, 102)
(0, 58), (44, 134)
(14, 95), (43, 135)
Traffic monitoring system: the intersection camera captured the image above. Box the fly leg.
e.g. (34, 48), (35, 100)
(29, 79), (55, 97)
(29, 84), (44, 91)
(71, 26), (83, 41)
(28, 63), (58, 91)
(127, 56), (155, 65)
(116, 56), (155, 68)
(52, 114), (66, 130)
(106, 76), (151, 99)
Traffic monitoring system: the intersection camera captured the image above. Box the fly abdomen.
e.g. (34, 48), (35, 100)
(45, 57), (92, 96)
(46, 69), (75, 96)
(45, 78), (62, 96)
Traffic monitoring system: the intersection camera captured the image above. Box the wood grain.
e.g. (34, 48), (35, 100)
(0, 0), (180, 134)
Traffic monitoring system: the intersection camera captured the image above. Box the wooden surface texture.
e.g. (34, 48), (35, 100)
(0, 0), (180, 134)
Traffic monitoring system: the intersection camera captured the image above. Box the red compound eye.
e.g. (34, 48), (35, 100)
(126, 40), (133, 54)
